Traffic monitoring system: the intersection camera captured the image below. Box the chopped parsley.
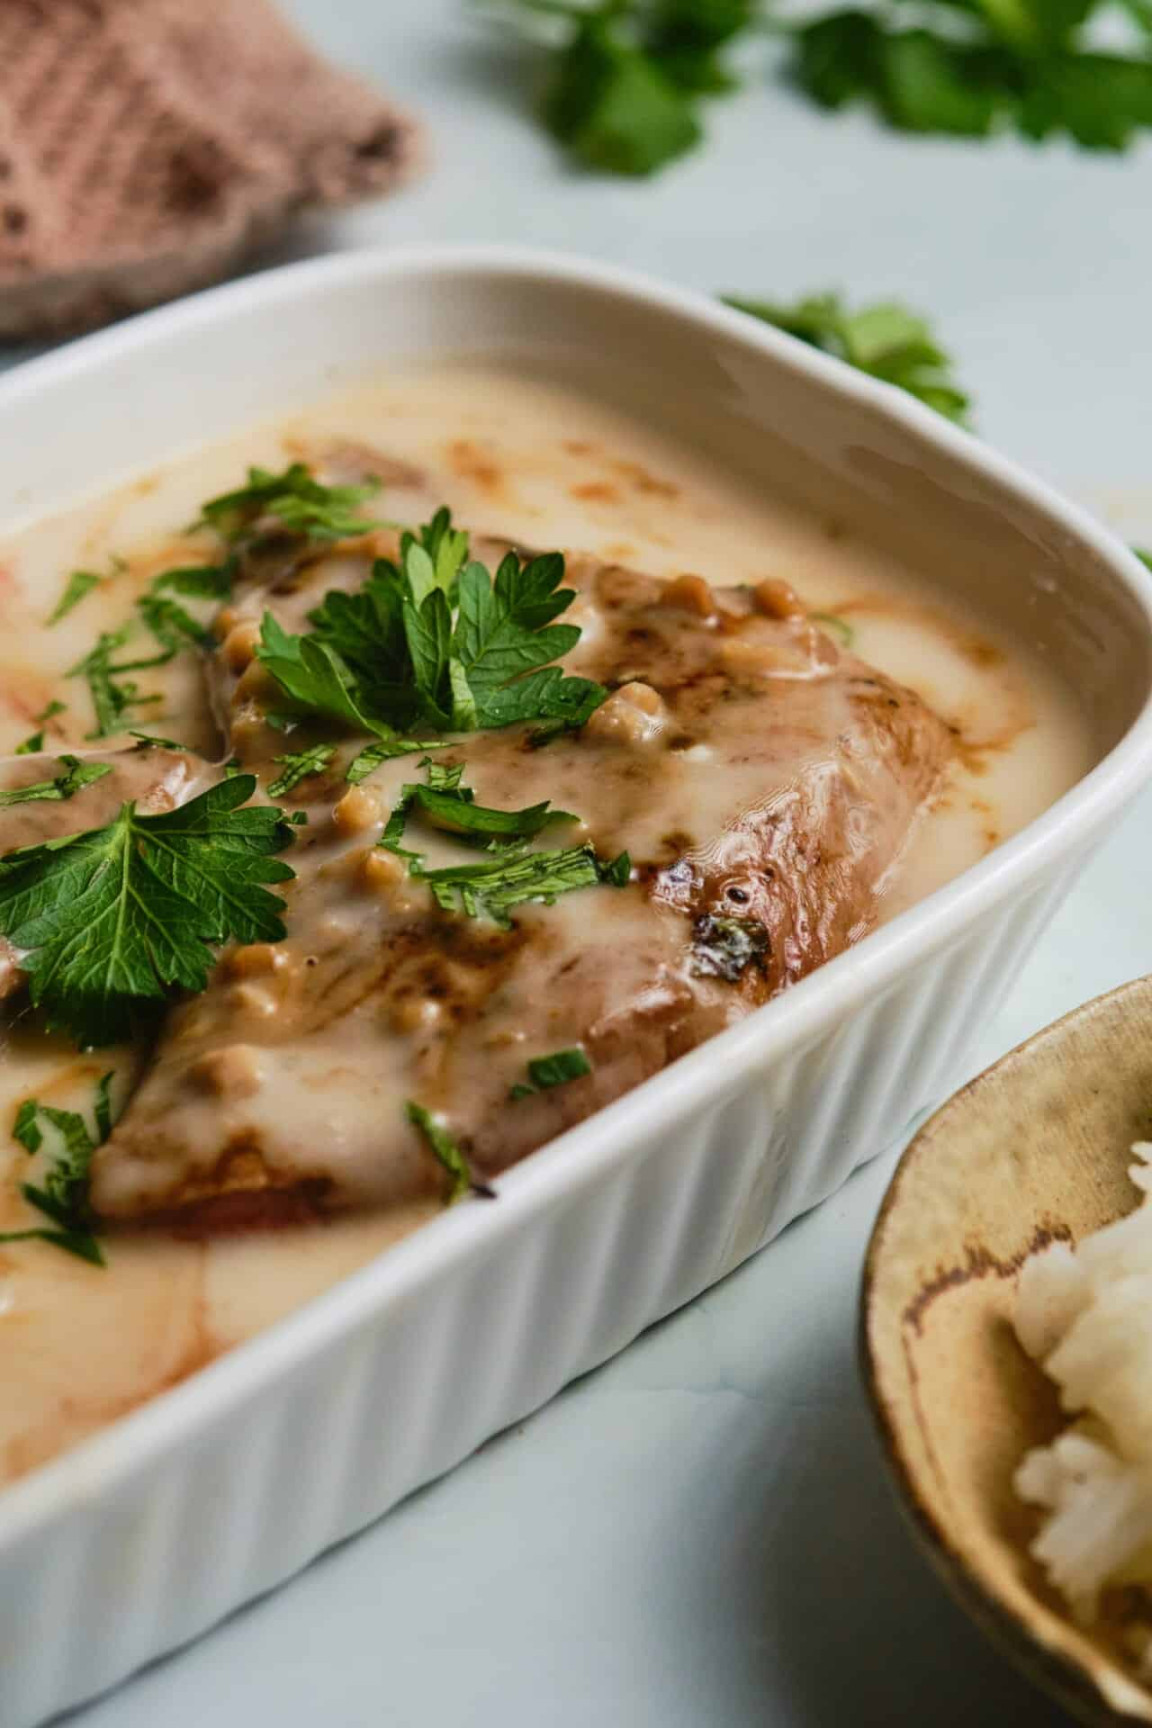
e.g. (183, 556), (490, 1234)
(509, 1047), (593, 1099)
(136, 593), (215, 654)
(256, 511), (607, 743)
(128, 730), (188, 751)
(405, 1101), (495, 1203)
(149, 557), (236, 601)
(47, 569), (103, 626)
(266, 743), (337, 798)
(68, 627), (168, 738)
(810, 611), (854, 648)
(15, 701), (67, 755)
(725, 294), (971, 425)
(0, 755), (113, 809)
(197, 463), (380, 545)
(380, 760), (577, 859)
(0, 775), (297, 1047)
(691, 913), (769, 982)
(421, 843), (629, 926)
(0, 1075), (116, 1265)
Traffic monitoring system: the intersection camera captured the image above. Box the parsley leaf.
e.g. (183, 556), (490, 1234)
(1137, 549), (1152, 571)
(0, 755), (113, 809)
(509, 1047), (593, 1099)
(0, 775), (297, 1046)
(266, 743), (337, 797)
(724, 292), (972, 425)
(1, 1075), (116, 1265)
(544, 13), (703, 175)
(198, 464), (380, 545)
(257, 512), (607, 743)
(405, 1101), (494, 1203)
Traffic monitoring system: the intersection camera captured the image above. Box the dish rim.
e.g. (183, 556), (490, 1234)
(2, 241), (1152, 1543)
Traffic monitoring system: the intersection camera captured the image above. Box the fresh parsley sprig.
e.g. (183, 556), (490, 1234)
(0, 1075), (115, 1265)
(477, 0), (757, 175)
(0, 776), (297, 1047)
(0, 756), (113, 809)
(255, 511), (607, 745)
(725, 293), (972, 425)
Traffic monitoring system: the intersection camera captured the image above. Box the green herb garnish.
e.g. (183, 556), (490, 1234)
(0, 755), (113, 809)
(150, 557), (237, 601)
(477, 0), (754, 176)
(257, 511), (607, 743)
(791, 3), (1152, 151)
(0, 1075), (116, 1265)
(137, 593), (216, 654)
(68, 627), (168, 738)
(0, 775), (297, 1047)
(14, 699), (67, 756)
(421, 843), (629, 926)
(725, 293), (971, 425)
(405, 1101), (494, 1203)
(47, 570), (103, 626)
(810, 611), (855, 648)
(509, 1047), (593, 1099)
(267, 743), (337, 798)
(1136, 549), (1152, 572)
(198, 464), (380, 545)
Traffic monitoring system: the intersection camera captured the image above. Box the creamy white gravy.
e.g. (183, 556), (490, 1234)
(0, 359), (1096, 1486)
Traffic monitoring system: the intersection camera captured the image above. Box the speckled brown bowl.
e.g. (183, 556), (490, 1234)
(862, 976), (1152, 1725)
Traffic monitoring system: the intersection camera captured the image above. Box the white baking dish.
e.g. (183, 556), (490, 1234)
(2, 247), (1152, 1728)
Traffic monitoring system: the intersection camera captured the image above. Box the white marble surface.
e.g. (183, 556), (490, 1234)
(7, 2), (1152, 1722)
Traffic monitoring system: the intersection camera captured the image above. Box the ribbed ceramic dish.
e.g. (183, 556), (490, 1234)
(2, 247), (1152, 1728)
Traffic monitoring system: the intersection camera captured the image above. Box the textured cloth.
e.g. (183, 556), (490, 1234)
(0, 0), (419, 337)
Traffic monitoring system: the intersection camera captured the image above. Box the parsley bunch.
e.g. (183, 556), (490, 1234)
(255, 511), (607, 749)
(480, 0), (1152, 163)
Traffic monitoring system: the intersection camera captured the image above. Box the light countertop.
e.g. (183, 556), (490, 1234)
(6, 2), (1152, 1721)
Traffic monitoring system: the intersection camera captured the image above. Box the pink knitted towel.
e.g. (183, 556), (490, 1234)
(0, 0), (420, 336)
